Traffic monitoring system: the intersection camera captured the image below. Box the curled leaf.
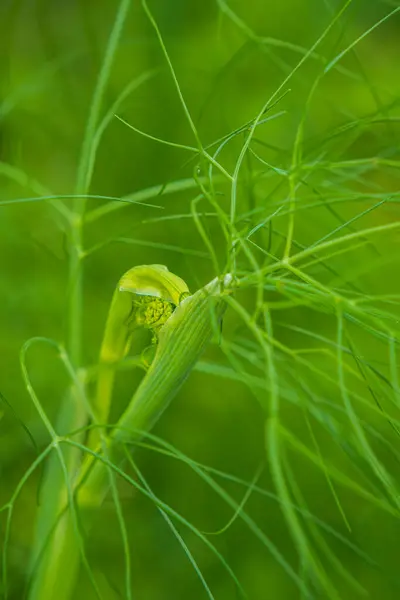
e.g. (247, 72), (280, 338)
(100, 264), (189, 363)
(92, 264), (190, 435)
(80, 272), (233, 506)
(113, 273), (233, 441)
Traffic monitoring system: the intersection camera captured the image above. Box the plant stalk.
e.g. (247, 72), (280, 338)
(79, 275), (231, 507)
(27, 1), (132, 596)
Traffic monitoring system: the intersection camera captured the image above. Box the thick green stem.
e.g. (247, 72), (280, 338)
(27, 1), (132, 596)
(29, 261), (230, 600)
(27, 385), (87, 600)
(87, 264), (190, 450)
(27, 212), (87, 600)
(79, 276), (230, 507)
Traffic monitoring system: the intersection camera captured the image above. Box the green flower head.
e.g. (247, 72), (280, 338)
(101, 264), (190, 363)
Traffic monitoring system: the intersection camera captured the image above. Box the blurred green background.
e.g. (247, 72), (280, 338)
(1, 1), (400, 599)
